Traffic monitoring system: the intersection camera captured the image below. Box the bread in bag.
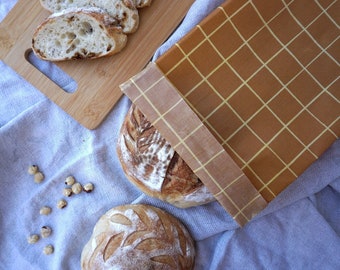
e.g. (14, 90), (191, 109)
(116, 104), (216, 208)
(81, 204), (195, 270)
(39, 0), (142, 33)
(32, 7), (127, 61)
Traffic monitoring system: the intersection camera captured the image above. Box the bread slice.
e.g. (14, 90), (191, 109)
(32, 8), (127, 61)
(39, 0), (140, 33)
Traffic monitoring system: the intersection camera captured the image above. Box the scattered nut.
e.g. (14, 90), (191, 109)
(63, 188), (73, 197)
(43, 244), (54, 255)
(71, 182), (82, 194)
(65, 176), (75, 186)
(34, 172), (44, 183)
(83, 183), (94, 193)
(40, 206), (52, 215)
(28, 170), (95, 254)
(27, 234), (40, 244)
(28, 165), (39, 175)
(41, 226), (52, 238)
(57, 199), (67, 209)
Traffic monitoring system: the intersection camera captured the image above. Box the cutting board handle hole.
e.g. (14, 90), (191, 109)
(24, 49), (78, 93)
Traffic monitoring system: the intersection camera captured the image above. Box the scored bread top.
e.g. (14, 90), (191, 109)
(32, 7), (127, 61)
(81, 204), (195, 270)
(39, 0), (141, 33)
(116, 104), (216, 208)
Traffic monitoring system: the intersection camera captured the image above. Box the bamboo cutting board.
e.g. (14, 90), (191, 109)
(0, 0), (195, 129)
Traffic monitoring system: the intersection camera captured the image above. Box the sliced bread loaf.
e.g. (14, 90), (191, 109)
(39, 0), (140, 33)
(32, 8), (127, 61)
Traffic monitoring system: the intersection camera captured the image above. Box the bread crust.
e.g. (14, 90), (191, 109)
(117, 104), (215, 208)
(81, 204), (195, 270)
(39, 0), (141, 33)
(32, 7), (127, 61)
(132, 0), (153, 8)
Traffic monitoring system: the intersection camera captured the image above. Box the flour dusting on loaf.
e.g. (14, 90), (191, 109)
(81, 204), (195, 270)
(117, 105), (216, 208)
(32, 7), (127, 61)
(118, 111), (174, 192)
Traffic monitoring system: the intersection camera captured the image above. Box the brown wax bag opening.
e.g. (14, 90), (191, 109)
(121, 62), (267, 226)
(120, 0), (339, 226)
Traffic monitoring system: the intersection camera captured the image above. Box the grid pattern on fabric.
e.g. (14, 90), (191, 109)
(156, 0), (340, 202)
(121, 63), (268, 226)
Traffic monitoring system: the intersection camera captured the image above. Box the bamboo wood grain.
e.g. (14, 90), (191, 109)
(0, 0), (194, 129)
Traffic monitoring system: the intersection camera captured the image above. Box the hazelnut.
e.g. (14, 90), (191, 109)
(28, 165), (39, 175)
(71, 182), (82, 194)
(34, 172), (44, 183)
(57, 199), (67, 209)
(63, 188), (73, 197)
(41, 226), (52, 238)
(27, 234), (40, 244)
(39, 206), (52, 216)
(83, 183), (94, 193)
(43, 244), (54, 255)
(65, 176), (75, 186)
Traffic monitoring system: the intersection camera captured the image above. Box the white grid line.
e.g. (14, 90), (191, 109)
(199, 8), (306, 183)
(128, 73), (164, 104)
(175, 39), (276, 198)
(314, 0), (340, 29)
(214, 172), (244, 197)
(223, 0), (338, 150)
(260, 114), (339, 191)
(233, 194), (263, 219)
(215, 0), (339, 190)
(171, 3), (288, 196)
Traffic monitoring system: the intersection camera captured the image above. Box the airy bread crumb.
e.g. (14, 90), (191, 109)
(32, 7), (127, 61)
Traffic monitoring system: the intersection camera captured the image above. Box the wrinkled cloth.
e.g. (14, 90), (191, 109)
(0, 1), (339, 269)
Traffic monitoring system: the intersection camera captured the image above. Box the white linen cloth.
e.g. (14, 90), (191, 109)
(0, 1), (339, 269)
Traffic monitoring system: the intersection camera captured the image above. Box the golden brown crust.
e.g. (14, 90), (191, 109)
(39, 0), (141, 34)
(133, 0), (153, 8)
(81, 204), (195, 270)
(116, 104), (215, 208)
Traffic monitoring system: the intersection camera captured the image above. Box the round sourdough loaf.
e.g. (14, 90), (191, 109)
(81, 204), (195, 270)
(116, 104), (215, 208)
